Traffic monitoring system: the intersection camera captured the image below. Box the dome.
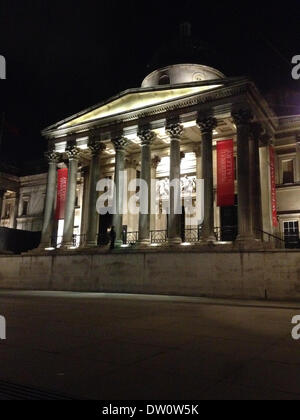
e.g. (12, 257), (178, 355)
(143, 23), (226, 87)
(141, 63), (225, 88)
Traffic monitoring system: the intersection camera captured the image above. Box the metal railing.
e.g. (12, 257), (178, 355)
(184, 227), (202, 243)
(51, 234), (86, 249)
(47, 227), (299, 249)
(151, 230), (168, 244)
(124, 231), (139, 245)
(214, 226), (238, 242)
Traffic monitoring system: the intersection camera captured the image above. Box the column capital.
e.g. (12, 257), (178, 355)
(232, 109), (253, 126)
(151, 155), (161, 169)
(112, 137), (130, 152)
(88, 139), (106, 157)
(166, 123), (184, 140)
(66, 144), (81, 160)
(197, 116), (217, 133)
(45, 149), (60, 164)
(138, 129), (156, 146)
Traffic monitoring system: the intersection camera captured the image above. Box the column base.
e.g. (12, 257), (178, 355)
(60, 242), (76, 250)
(234, 237), (264, 250)
(168, 237), (182, 246)
(84, 241), (98, 249)
(114, 240), (124, 249)
(201, 235), (216, 244)
(136, 239), (151, 248)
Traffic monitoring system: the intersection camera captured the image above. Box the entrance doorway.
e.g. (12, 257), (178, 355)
(98, 213), (113, 246)
(220, 195), (238, 241)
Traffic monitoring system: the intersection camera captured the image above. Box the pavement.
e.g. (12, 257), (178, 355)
(0, 290), (300, 400)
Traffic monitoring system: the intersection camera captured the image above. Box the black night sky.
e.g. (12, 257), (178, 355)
(0, 0), (299, 170)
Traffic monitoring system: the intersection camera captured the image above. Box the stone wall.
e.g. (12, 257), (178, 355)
(0, 250), (300, 301)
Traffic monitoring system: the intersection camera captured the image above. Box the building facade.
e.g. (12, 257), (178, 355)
(0, 171), (47, 233)
(2, 63), (300, 250)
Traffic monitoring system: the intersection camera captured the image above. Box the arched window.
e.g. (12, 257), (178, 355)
(159, 75), (170, 85)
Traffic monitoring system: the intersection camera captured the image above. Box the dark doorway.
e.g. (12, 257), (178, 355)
(220, 195), (238, 241)
(181, 206), (186, 242)
(98, 213), (113, 246)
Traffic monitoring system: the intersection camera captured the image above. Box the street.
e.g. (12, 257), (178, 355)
(0, 290), (300, 400)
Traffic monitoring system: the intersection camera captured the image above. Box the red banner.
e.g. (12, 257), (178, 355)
(269, 146), (278, 228)
(217, 139), (235, 207)
(55, 168), (68, 220)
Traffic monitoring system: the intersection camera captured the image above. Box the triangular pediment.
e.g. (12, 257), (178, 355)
(58, 84), (223, 130)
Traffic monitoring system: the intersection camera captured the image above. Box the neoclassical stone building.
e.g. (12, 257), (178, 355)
(28, 63), (300, 251)
(0, 170), (47, 232)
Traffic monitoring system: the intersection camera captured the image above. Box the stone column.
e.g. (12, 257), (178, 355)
(13, 193), (20, 229)
(260, 134), (273, 236)
(39, 149), (60, 248)
(250, 123), (263, 239)
(0, 190), (5, 223)
(125, 158), (138, 232)
(137, 129), (156, 246)
(112, 137), (129, 246)
(232, 109), (255, 242)
(85, 136), (106, 247)
(194, 144), (202, 180)
(197, 116), (217, 242)
(166, 122), (184, 245)
(150, 156), (161, 231)
(62, 143), (81, 248)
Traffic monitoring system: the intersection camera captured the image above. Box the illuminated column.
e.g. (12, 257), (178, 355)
(85, 135), (106, 247)
(150, 156), (161, 231)
(0, 190), (5, 221)
(13, 193), (20, 229)
(166, 122), (184, 245)
(194, 144), (202, 180)
(260, 134), (273, 235)
(250, 123), (263, 238)
(232, 109), (255, 242)
(112, 137), (129, 246)
(197, 116), (217, 242)
(137, 129), (156, 245)
(62, 142), (81, 248)
(39, 149), (60, 248)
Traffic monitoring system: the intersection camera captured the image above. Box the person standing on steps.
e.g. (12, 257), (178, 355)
(109, 226), (116, 250)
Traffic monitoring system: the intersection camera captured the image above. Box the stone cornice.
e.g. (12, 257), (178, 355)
(43, 79), (251, 138)
(43, 78), (278, 141)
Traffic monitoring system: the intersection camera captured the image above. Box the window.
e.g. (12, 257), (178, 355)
(284, 221), (299, 246)
(282, 159), (295, 184)
(159, 75), (170, 85)
(22, 199), (29, 216)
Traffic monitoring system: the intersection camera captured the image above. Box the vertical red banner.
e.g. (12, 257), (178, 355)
(269, 146), (278, 228)
(55, 168), (68, 220)
(217, 139), (235, 207)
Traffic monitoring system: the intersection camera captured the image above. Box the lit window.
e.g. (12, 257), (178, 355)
(284, 221), (299, 246)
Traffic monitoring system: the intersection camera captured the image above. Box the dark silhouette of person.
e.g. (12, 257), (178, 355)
(109, 226), (116, 250)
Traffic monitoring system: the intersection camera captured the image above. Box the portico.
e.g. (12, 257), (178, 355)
(38, 64), (277, 251)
